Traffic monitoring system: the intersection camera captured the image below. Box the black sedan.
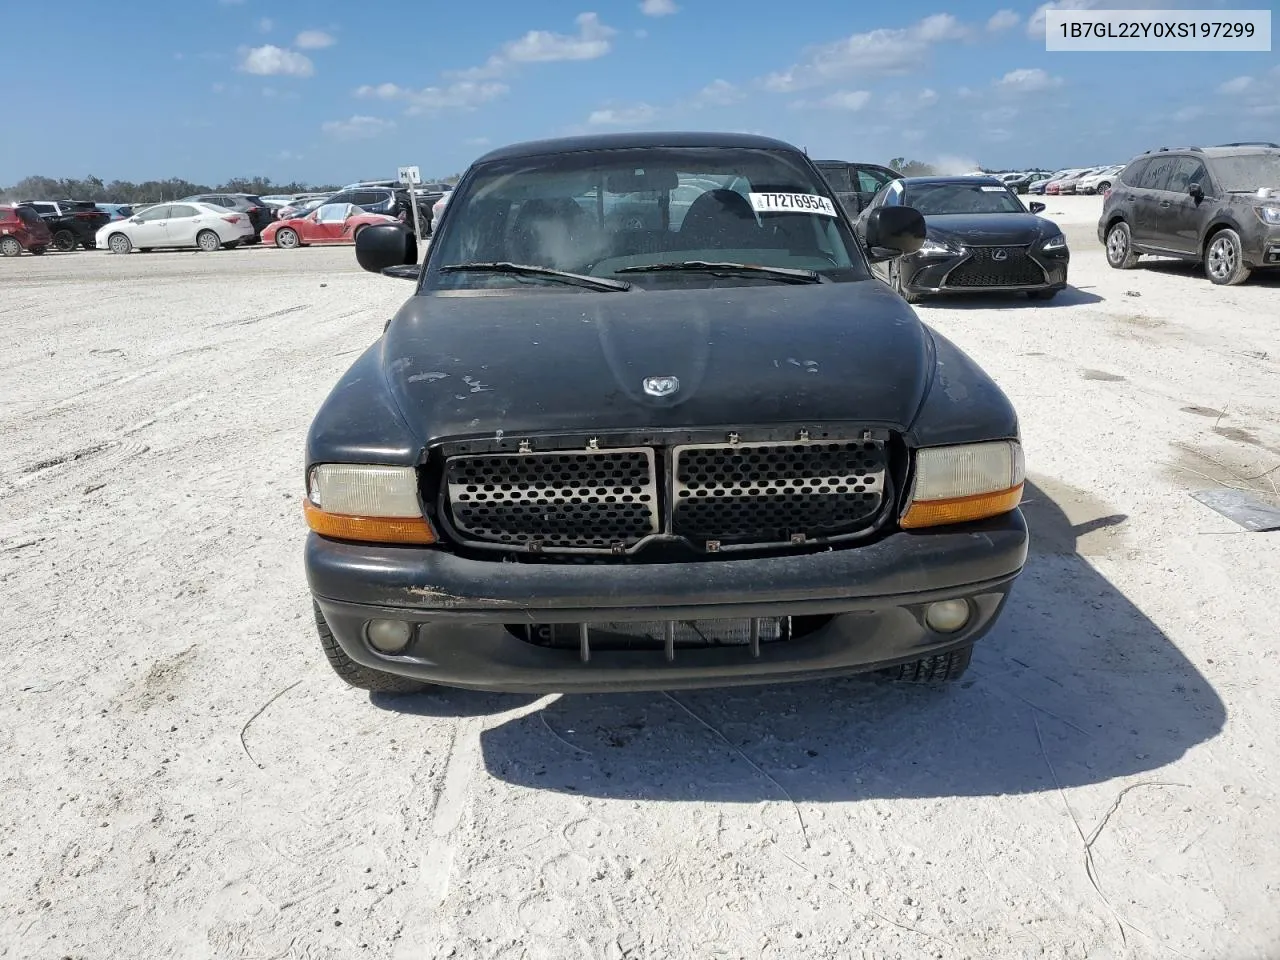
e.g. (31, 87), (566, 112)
(303, 131), (1028, 698)
(855, 176), (1070, 302)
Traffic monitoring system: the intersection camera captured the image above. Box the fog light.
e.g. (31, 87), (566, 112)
(924, 600), (971, 633)
(366, 619), (414, 654)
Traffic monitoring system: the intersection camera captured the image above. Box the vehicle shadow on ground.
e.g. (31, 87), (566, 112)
(1134, 259), (1280, 288)
(923, 285), (1104, 310)
(476, 478), (1226, 802)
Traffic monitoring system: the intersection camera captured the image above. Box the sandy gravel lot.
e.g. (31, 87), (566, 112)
(2, 196), (1278, 960)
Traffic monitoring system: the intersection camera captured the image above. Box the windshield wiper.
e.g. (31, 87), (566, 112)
(438, 261), (631, 292)
(614, 261), (825, 284)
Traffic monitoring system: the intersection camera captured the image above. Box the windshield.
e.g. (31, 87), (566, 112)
(1213, 153), (1280, 192)
(903, 182), (1026, 216)
(424, 146), (866, 292)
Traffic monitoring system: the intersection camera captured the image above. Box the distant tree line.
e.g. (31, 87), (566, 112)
(889, 158), (938, 176)
(0, 174), (350, 205)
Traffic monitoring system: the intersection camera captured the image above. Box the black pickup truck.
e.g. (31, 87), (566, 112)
(21, 200), (111, 251)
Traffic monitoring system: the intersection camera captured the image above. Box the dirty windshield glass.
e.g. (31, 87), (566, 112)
(1212, 153), (1280, 192)
(425, 146), (867, 291)
(904, 182), (1027, 216)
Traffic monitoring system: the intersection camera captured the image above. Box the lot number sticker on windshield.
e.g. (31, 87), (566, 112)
(980, 186), (1007, 192)
(748, 193), (838, 217)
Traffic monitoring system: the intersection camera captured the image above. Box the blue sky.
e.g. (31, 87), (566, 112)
(2, 0), (1276, 185)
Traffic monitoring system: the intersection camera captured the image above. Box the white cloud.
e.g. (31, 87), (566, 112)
(1026, 0), (1099, 39)
(355, 82), (406, 99)
(448, 12), (617, 81)
(588, 103), (658, 125)
(956, 86), (977, 99)
(296, 30), (336, 50)
(1172, 105), (1204, 122)
(640, 0), (678, 15)
(791, 90), (872, 111)
(760, 14), (968, 91)
(238, 45), (314, 78)
(321, 115), (396, 140)
(689, 79), (743, 107)
(356, 80), (508, 114)
(917, 88), (939, 105)
(994, 67), (1063, 92)
(258, 18), (273, 33)
(1217, 75), (1253, 94)
(987, 9), (1020, 31)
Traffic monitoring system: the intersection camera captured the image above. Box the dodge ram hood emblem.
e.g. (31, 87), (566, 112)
(643, 375), (680, 398)
(992, 248), (1008, 261)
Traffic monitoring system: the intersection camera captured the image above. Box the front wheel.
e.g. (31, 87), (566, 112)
(314, 602), (430, 694)
(892, 261), (923, 304)
(275, 227), (300, 249)
(1105, 221), (1139, 269)
(879, 644), (973, 683)
(196, 229), (221, 252)
(1205, 229), (1251, 286)
(52, 229), (78, 252)
(108, 233), (132, 255)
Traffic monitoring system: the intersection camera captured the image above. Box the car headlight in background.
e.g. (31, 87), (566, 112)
(304, 463), (436, 544)
(1254, 204), (1280, 226)
(917, 238), (963, 257)
(1041, 233), (1068, 251)
(900, 441), (1024, 529)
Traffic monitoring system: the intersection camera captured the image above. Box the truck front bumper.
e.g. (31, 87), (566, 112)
(306, 510), (1029, 694)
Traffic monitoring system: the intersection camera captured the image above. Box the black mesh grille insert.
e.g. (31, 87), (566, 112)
(945, 246), (1045, 288)
(672, 439), (887, 544)
(445, 447), (659, 550)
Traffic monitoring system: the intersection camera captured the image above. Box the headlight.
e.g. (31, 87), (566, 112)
(918, 238), (962, 256)
(304, 463), (436, 544)
(1255, 204), (1280, 225)
(900, 441), (1024, 529)
(1041, 233), (1067, 251)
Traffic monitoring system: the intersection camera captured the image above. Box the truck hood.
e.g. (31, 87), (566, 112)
(379, 280), (936, 443)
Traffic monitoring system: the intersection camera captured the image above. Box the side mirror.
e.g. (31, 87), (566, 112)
(130, 217), (144, 224)
(1029, 201), (1046, 214)
(355, 223), (419, 277)
(862, 206), (926, 260)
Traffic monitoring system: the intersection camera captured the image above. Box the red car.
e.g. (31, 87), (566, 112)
(0, 204), (53, 256)
(262, 202), (397, 249)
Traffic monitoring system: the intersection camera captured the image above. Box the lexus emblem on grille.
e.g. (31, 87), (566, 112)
(643, 375), (680, 398)
(992, 248), (1008, 261)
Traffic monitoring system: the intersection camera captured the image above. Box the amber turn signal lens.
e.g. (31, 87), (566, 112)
(303, 499), (437, 544)
(900, 483), (1023, 530)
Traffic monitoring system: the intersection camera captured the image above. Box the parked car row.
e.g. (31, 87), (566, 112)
(1, 176), (457, 257)
(1027, 165), (1124, 195)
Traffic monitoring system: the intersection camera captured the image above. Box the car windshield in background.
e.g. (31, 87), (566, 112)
(1213, 153), (1280, 192)
(904, 182), (1027, 216)
(425, 146), (866, 292)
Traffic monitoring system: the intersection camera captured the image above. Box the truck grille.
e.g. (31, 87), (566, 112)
(442, 433), (890, 556)
(945, 246), (1045, 288)
(672, 439), (886, 545)
(445, 447), (660, 550)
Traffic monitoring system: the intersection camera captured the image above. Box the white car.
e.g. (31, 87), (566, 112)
(1076, 164), (1124, 195)
(96, 201), (255, 254)
(430, 190), (452, 234)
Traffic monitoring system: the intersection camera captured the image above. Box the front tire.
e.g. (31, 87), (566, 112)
(880, 644), (973, 683)
(275, 227), (300, 249)
(314, 602), (430, 694)
(892, 260), (923, 304)
(1205, 229), (1251, 286)
(108, 233), (132, 255)
(196, 229), (222, 252)
(52, 229), (78, 252)
(1105, 221), (1139, 269)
